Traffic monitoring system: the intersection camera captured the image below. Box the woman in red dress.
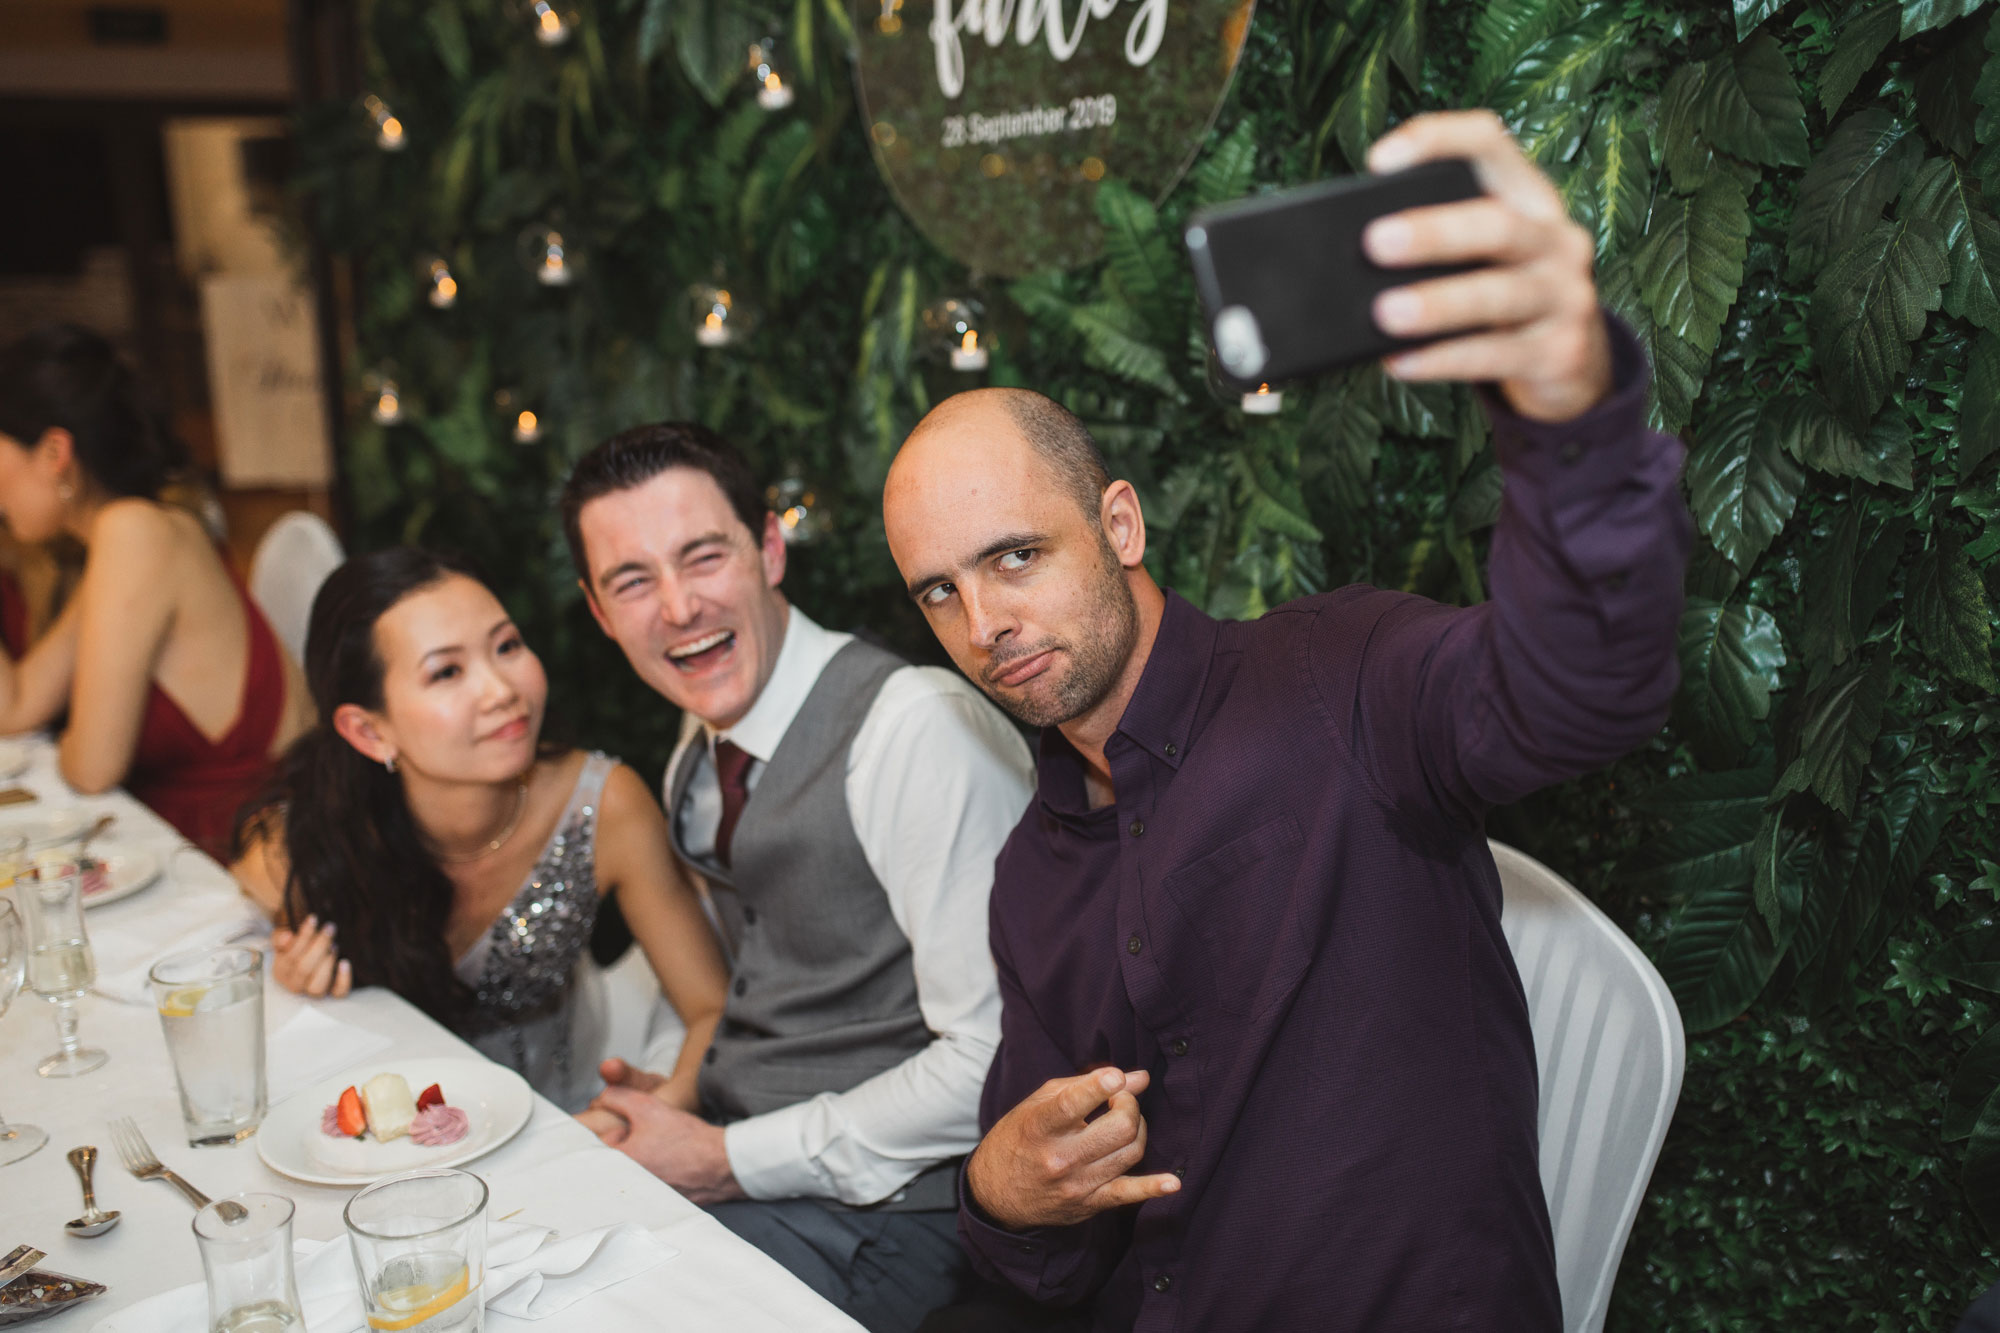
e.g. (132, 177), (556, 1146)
(0, 325), (313, 854)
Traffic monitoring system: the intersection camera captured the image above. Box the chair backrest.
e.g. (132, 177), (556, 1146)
(1491, 839), (1685, 1333)
(248, 511), (344, 665)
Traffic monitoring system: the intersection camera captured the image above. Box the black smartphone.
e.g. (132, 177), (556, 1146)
(1185, 159), (1486, 390)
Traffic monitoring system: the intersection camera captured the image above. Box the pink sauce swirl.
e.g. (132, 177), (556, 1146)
(409, 1104), (469, 1146)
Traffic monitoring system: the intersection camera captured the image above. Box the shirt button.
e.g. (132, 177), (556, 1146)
(1129, 820), (1146, 838)
(1017, 1242), (1035, 1253)
(1171, 1038), (1189, 1057)
(1163, 742), (1178, 757)
(742, 907), (758, 925)
(1558, 439), (1584, 464)
(1153, 1275), (1173, 1293)
(1127, 935), (1143, 955)
(734, 977), (748, 997)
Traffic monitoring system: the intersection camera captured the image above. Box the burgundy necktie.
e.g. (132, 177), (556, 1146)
(712, 740), (754, 868)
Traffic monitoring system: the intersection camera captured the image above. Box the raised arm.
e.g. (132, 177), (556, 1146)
(593, 760), (728, 1113)
(1308, 112), (1690, 824)
(57, 501), (178, 793)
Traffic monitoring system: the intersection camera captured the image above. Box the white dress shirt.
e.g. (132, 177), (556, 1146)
(662, 605), (1034, 1205)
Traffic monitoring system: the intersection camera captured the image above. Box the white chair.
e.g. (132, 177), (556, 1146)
(248, 510), (344, 664)
(1492, 839), (1685, 1333)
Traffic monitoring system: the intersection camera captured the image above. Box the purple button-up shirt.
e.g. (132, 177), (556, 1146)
(959, 324), (1691, 1331)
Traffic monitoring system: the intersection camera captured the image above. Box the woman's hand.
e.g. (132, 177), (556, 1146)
(269, 915), (352, 997)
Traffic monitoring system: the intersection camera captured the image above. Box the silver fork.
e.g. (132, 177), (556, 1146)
(107, 1117), (245, 1220)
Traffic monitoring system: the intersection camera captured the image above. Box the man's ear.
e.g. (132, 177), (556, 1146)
(332, 702), (395, 767)
(759, 511), (789, 590)
(1100, 480), (1148, 570)
(578, 578), (614, 637)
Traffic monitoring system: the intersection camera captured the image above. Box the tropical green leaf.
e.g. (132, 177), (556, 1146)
(1908, 531), (1999, 691)
(1634, 178), (1752, 359)
(1802, 501), (1865, 672)
(1698, 33), (1809, 168)
(1773, 652), (1892, 815)
(1072, 301), (1187, 402)
(1902, 0), (1990, 37)
(1096, 180), (1183, 342)
(1916, 40), (1984, 159)
(1810, 768), (1944, 1007)
(1191, 120), (1257, 207)
(1452, 456), (1504, 533)
(1675, 597), (1787, 759)
(422, 4), (472, 83)
(1632, 764), (1776, 818)
(1236, 454), (1325, 543)
(1566, 108), (1650, 258)
(1371, 367), (1457, 439)
(1903, 156), (2000, 332)
(1947, 1023), (2000, 1141)
(1821, 2), (1899, 119)
(1327, 36), (1391, 169)
(1966, 1087), (2000, 1244)
(1386, 0), (1426, 85)
(1733, 0), (1783, 40)
(1964, 332), (2000, 480)
(1653, 811), (1804, 1031)
(1601, 257), (1708, 433)
(1789, 110), (1924, 280)
(1659, 63), (1714, 194)
(1979, 9), (2000, 148)
(1765, 391), (1911, 487)
(1301, 373), (1383, 513)
(676, 0), (761, 106)
(1491, 5), (1625, 166)
(1684, 397), (1807, 571)
(638, 0), (673, 62)
(1469, 0), (1578, 97)
(1809, 217), (1949, 426)
(1627, 788), (1766, 894)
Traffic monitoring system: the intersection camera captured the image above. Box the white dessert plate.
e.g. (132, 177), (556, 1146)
(0, 739), (31, 781)
(80, 850), (162, 908)
(0, 806), (97, 851)
(258, 1056), (533, 1186)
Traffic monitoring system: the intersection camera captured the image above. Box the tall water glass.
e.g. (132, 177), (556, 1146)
(17, 859), (105, 1077)
(194, 1193), (303, 1333)
(345, 1169), (489, 1333)
(151, 946), (267, 1145)
(0, 898), (49, 1164)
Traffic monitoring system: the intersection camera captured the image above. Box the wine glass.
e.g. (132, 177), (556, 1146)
(19, 860), (107, 1077)
(0, 898), (50, 1163)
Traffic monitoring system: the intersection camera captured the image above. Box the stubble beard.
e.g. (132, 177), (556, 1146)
(984, 540), (1139, 729)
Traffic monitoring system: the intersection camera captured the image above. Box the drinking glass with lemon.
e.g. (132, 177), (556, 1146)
(344, 1168), (488, 1333)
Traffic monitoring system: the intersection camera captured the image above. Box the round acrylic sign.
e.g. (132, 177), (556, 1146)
(852, 0), (1255, 275)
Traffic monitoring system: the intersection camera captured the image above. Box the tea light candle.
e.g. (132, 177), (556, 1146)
(1241, 383), (1282, 414)
(513, 410), (541, 443)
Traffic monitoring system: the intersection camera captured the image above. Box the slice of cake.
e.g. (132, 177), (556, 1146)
(361, 1072), (418, 1142)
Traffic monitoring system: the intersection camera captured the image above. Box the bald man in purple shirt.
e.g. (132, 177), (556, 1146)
(880, 113), (1692, 1332)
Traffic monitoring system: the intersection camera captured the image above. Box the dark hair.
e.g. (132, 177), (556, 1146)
(235, 546), (485, 1026)
(1000, 391), (1110, 520)
(559, 422), (766, 580)
(0, 324), (188, 500)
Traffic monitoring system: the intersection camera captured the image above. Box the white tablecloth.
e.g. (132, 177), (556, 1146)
(0, 739), (862, 1332)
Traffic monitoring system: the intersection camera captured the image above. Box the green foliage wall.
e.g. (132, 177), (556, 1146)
(302, 0), (2000, 1323)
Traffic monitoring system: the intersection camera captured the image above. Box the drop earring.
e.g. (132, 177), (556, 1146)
(383, 755), (398, 774)
(56, 481), (74, 502)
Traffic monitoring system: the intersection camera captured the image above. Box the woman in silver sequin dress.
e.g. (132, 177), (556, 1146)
(232, 548), (728, 1111)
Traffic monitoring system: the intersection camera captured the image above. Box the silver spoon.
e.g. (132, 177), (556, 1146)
(64, 1146), (120, 1238)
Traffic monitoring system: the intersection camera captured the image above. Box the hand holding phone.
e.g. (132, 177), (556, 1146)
(1190, 110), (1614, 424)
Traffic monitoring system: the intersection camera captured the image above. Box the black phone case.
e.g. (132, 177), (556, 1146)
(1185, 159), (1484, 390)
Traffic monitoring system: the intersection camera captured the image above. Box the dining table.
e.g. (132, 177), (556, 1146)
(0, 735), (864, 1332)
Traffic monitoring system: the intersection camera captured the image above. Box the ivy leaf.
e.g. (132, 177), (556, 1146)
(1191, 120), (1257, 207)
(1789, 110), (1924, 281)
(1902, 0), (1991, 37)
(1810, 217), (1949, 426)
(1675, 596), (1788, 760)
(1903, 156), (2000, 332)
(1327, 35), (1391, 169)
(1946, 1023), (2000, 1141)
(1470, 0), (1579, 97)
(1652, 810), (1803, 1031)
(1907, 531), (1999, 691)
(1660, 63), (1719, 193)
(1821, 2), (1899, 119)
(1684, 397), (1807, 571)
(1490, 4), (1625, 167)
(1634, 178), (1752, 360)
(1963, 332), (2000, 481)
(1765, 391), (1913, 487)
(1601, 257), (1709, 433)
(1733, 0), (1784, 41)
(1699, 32), (1810, 168)
(1096, 180), (1185, 343)
(1773, 652), (1892, 816)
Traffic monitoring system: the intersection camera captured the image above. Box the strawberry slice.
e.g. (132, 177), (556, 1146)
(336, 1086), (366, 1138)
(415, 1083), (445, 1113)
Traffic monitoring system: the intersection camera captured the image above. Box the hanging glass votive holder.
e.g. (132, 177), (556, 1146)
(767, 475), (822, 545)
(422, 256), (458, 309)
(518, 225), (575, 287)
(362, 95), (407, 151)
(363, 368), (405, 424)
(691, 283), (751, 346)
(923, 297), (990, 372)
(527, 0), (575, 45)
(748, 38), (795, 109)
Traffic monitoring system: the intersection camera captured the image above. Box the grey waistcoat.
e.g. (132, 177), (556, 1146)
(668, 638), (957, 1212)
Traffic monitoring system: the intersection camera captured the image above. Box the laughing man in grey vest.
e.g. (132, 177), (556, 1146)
(560, 422), (1035, 1333)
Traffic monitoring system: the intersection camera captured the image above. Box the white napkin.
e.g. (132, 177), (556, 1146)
(90, 913), (266, 1004)
(89, 1221), (675, 1333)
(264, 1006), (395, 1104)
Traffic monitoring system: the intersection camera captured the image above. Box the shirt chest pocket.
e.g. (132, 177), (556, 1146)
(1157, 814), (1312, 1020)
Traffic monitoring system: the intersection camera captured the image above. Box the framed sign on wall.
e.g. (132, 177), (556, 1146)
(852, 0), (1256, 275)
